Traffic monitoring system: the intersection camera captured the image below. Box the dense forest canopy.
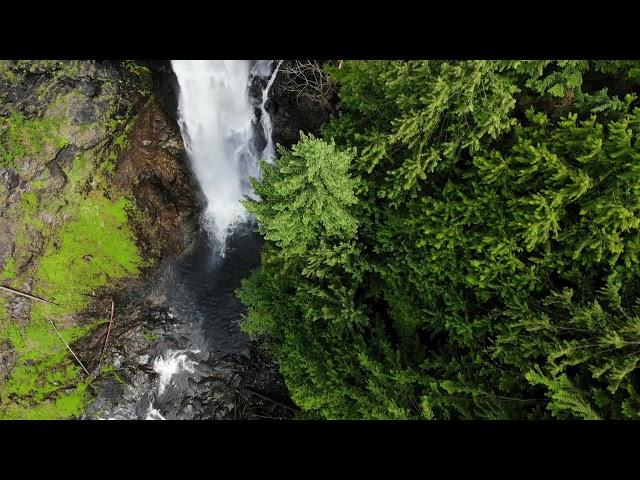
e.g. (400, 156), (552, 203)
(238, 60), (640, 419)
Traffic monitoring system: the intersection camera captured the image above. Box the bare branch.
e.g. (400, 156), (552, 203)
(278, 60), (335, 109)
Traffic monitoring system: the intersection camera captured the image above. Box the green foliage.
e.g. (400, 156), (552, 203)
(122, 60), (151, 79)
(140, 327), (158, 342)
(239, 60), (640, 419)
(505, 60), (590, 98)
(120, 61), (153, 97)
(245, 133), (359, 259)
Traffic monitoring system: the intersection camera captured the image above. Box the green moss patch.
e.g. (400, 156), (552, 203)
(0, 258), (17, 281)
(0, 112), (68, 168)
(0, 80), (147, 418)
(2, 380), (89, 420)
(35, 192), (142, 314)
(0, 186), (143, 418)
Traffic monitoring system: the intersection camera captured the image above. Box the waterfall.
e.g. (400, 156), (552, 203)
(171, 60), (279, 248)
(259, 60), (283, 161)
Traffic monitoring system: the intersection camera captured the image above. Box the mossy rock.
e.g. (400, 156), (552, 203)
(0, 60), (153, 419)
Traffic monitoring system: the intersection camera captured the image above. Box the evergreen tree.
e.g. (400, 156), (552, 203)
(238, 60), (640, 419)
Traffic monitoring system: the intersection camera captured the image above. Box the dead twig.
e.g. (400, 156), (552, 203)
(246, 413), (287, 420)
(279, 60), (335, 108)
(0, 285), (56, 305)
(240, 387), (298, 414)
(48, 318), (90, 376)
(99, 299), (115, 365)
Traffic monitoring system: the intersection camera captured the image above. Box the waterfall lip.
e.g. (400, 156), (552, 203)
(250, 60), (276, 78)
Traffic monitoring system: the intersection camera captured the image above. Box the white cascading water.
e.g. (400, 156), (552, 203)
(171, 60), (279, 248)
(152, 348), (200, 395)
(258, 60), (282, 161)
(145, 401), (166, 420)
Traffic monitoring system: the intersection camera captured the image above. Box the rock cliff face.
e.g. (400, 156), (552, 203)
(0, 60), (200, 418)
(247, 60), (336, 151)
(268, 60), (337, 148)
(113, 100), (202, 260)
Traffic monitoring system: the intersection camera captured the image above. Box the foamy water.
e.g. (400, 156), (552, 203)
(152, 348), (200, 395)
(145, 401), (166, 420)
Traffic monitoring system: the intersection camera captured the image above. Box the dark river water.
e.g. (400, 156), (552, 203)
(165, 222), (263, 356)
